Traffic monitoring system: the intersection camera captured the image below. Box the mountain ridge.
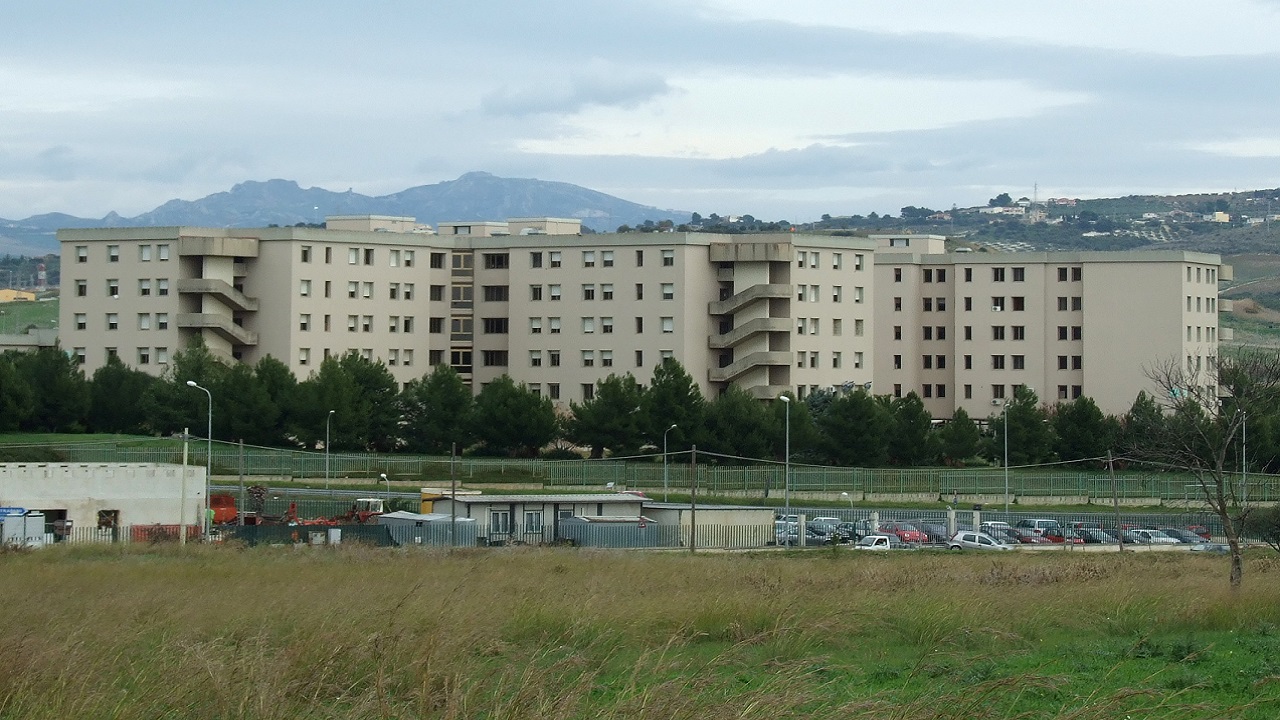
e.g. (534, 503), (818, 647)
(0, 172), (694, 255)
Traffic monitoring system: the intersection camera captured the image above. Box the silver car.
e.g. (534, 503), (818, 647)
(948, 530), (1015, 551)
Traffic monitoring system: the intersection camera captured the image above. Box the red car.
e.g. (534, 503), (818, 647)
(1187, 525), (1211, 540)
(879, 522), (928, 544)
(1044, 528), (1085, 545)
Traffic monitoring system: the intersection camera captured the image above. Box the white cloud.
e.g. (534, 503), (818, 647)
(1192, 137), (1280, 158)
(517, 73), (1088, 158)
(699, 0), (1280, 57)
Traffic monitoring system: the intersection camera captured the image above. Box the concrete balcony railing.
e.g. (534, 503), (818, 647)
(1219, 299), (1233, 312)
(708, 351), (791, 383)
(708, 317), (791, 349)
(1220, 327), (1234, 341)
(743, 384), (793, 400)
(176, 313), (259, 346)
(708, 283), (791, 316)
(175, 279), (260, 312)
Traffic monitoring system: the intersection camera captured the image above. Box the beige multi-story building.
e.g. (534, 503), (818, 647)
(58, 218), (876, 405)
(871, 234), (1230, 418)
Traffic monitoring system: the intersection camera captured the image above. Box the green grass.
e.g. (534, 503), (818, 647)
(0, 546), (1277, 718)
(0, 296), (56, 333)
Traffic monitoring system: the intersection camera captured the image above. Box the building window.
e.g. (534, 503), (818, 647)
(76, 246), (88, 263)
(549, 284), (562, 301)
(428, 317), (443, 334)
(992, 267), (1005, 282)
(76, 280), (87, 296)
(1072, 355), (1083, 370)
(582, 317), (595, 334)
(582, 350), (594, 367)
(482, 317), (508, 334)
(853, 319), (862, 336)
(894, 268), (902, 283)
(1058, 355), (1068, 370)
(1071, 296), (1083, 311)
(635, 317), (643, 333)
(156, 278), (168, 296)
(636, 283), (644, 300)
(530, 285), (543, 301)
(1072, 267), (1082, 281)
(362, 282), (373, 298)
(530, 350), (542, 367)
(106, 313), (119, 330)
(894, 297), (902, 311)
(138, 279), (151, 296)
(483, 285), (510, 302)
(530, 317), (542, 334)
(661, 283), (674, 300)
(138, 245), (152, 262)
(549, 251), (562, 268)
(1012, 355), (1025, 370)
(74, 313), (87, 330)
(964, 355), (972, 370)
(300, 279), (311, 297)
(1012, 297), (1025, 311)
(1058, 296), (1069, 311)
(483, 253), (509, 269)
(482, 350), (508, 367)
(661, 317), (674, 333)
(635, 350), (644, 367)
(300, 314), (311, 331)
(135, 314), (150, 330)
(107, 279), (119, 297)
(992, 326), (1005, 340)
(582, 284), (596, 301)
(991, 355), (1006, 370)
(601, 317), (613, 334)
(1012, 267), (1025, 282)
(1058, 267), (1068, 282)
(833, 286), (843, 302)
(893, 354), (902, 370)
(582, 251), (595, 268)
(662, 249), (674, 266)
(964, 326), (972, 341)
(601, 283), (613, 300)
(601, 350), (613, 367)
(156, 313), (168, 330)
(108, 245), (119, 262)
(549, 351), (561, 367)
(602, 251), (614, 267)
(1072, 326), (1083, 340)
(530, 251), (543, 268)
(549, 317), (561, 334)
(1012, 326), (1026, 340)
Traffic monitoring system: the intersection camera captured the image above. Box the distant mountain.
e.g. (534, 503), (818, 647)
(0, 172), (694, 255)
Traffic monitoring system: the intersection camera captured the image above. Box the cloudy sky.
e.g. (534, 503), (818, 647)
(4, 0), (1280, 222)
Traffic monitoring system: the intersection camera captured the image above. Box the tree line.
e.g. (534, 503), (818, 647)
(5, 341), (1277, 474)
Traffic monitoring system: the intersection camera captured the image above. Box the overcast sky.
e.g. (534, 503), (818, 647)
(4, 0), (1280, 222)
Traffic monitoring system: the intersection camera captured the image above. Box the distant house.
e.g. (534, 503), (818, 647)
(0, 289), (35, 303)
(430, 493), (646, 545)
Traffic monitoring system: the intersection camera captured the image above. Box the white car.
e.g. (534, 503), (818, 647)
(948, 530), (1015, 551)
(1128, 529), (1181, 545)
(853, 534), (899, 550)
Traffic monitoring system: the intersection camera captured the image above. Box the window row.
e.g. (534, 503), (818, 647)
(85, 312), (171, 331)
(794, 350), (863, 370)
(528, 316), (675, 334)
(74, 279), (171, 298)
(1187, 266), (1217, 284)
(530, 249), (674, 270)
(795, 250), (862, 271)
(1186, 325), (1217, 342)
(75, 244), (171, 264)
(1186, 296), (1217, 313)
(794, 317), (862, 336)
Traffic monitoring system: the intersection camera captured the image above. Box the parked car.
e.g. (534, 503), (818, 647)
(853, 534), (908, 550)
(1014, 518), (1063, 537)
(879, 521), (928, 544)
(1190, 542), (1230, 554)
(837, 520), (875, 540)
(986, 527), (1025, 546)
(1044, 527), (1085, 545)
(1011, 527), (1053, 544)
(1127, 529), (1180, 545)
(1158, 528), (1205, 544)
(809, 519), (851, 543)
(906, 519), (951, 543)
(1078, 528), (1119, 544)
(1187, 525), (1212, 540)
(948, 531), (1014, 551)
(980, 521), (1012, 534)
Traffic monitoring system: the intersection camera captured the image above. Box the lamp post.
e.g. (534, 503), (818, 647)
(780, 395), (791, 520)
(841, 491), (853, 513)
(380, 473), (390, 504)
(325, 409), (335, 492)
(662, 424), (677, 502)
(186, 380), (212, 534)
(993, 397), (1010, 516)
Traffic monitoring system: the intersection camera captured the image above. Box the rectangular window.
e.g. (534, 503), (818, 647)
(636, 249), (644, 267)
(661, 283), (674, 300)
(76, 246), (88, 263)
(138, 279), (151, 296)
(428, 317), (443, 334)
(348, 281), (358, 299)
(530, 251), (543, 268)
(924, 268), (934, 283)
(530, 350), (543, 367)
(483, 253), (509, 269)
(362, 281), (373, 298)
(74, 313), (87, 330)
(601, 350), (613, 367)
(549, 251), (562, 268)
(139, 245), (152, 262)
(348, 248), (359, 265)
(389, 283), (399, 300)
(1072, 355), (1083, 370)
(1012, 355), (1025, 370)
(550, 317), (561, 334)
(482, 285), (509, 302)
(1012, 297), (1025, 311)
(923, 326), (934, 341)
(894, 268), (902, 283)
(389, 249), (400, 267)
(635, 317), (643, 333)
(482, 350), (508, 367)
(76, 280), (87, 297)
(964, 355), (972, 370)
(363, 248), (374, 265)
(1058, 355), (1068, 370)
(832, 286), (843, 302)
(1072, 326), (1082, 340)
(1058, 267), (1068, 282)
(601, 317), (613, 334)
(601, 283), (613, 300)
(661, 317), (674, 333)
(156, 313), (168, 330)
(1058, 326), (1068, 340)
(362, 315), (373, 332)
(991, 355), (1006, 370)
(107, 279), (119, 296)
(1012, 325), (1025, 341)
(582, 251), (595, 268)
(300, 314), (311, 331)
(530, 317), (542, 334)
(662, 249), (674, 266)
(992, 326), (1005, 340)
(992, 267), (1005, 282)
(137, 313), (150, 330)
(636, 283), (644, 300)
(964, 326), (972, 340)
(582, 284), (596, 301)
(108, 245), (119, 262)
(991, 297), (1005, 312)
(853, 319), (862, 336)
(402, 317), (414, 333)
(106, 313), (119, 330)
(482, 318), (508, 334)
(549, 284), (561, 301)
(602, 250), (614, 267)
(833, 351), (842, 369)
(549, 351), (561, 367)
(964, 267), (972, 282)
(300, 279), (311, 297)
(582, 350), (594, 367)
(1012, 267), (1025, 282)
(1071, 267), (1082, 281)
(635, 350), (644, 367)
(582, 317), (595, 334)
(1071, 296), (1083, 311)
(1058, 296), (1069, 311)
(530, 285), (543, 301)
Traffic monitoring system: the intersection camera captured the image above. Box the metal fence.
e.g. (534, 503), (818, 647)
(11, 437), (1277, 503)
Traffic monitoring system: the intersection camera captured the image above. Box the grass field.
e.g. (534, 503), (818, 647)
(0, 545), (1277, 719)
(0, 296), (57, 333)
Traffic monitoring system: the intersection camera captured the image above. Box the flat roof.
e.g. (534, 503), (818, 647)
(442, 494), (645, 505)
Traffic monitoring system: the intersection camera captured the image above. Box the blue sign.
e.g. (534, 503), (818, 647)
(0, 507), (27, 516)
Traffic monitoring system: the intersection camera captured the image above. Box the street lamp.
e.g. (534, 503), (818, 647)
(841, 491), (853, 513)
(186, 380), (212, 534)
(663, 423), (677, 502)
(325, 409), (335, 492)
(993, 397), (1010, 516)
(779, 395), (791, 520)
(380, 473), (390, 504)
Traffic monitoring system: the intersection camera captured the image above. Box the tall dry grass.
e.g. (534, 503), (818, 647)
(0, 545), (1276, 719)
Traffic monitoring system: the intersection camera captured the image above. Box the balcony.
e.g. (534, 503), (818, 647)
(176, 313), (259, 346)
(1218, 299), (1233, 312)
(708, 283), (790, 316)
(176, 278), (259, 312)
(707, 351), (791, 383)
(708, 317), (791, 349)
(1220, 327), (1234, 341)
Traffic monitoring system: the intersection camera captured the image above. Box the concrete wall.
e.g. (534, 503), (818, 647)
(0, 463), (206, 529)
